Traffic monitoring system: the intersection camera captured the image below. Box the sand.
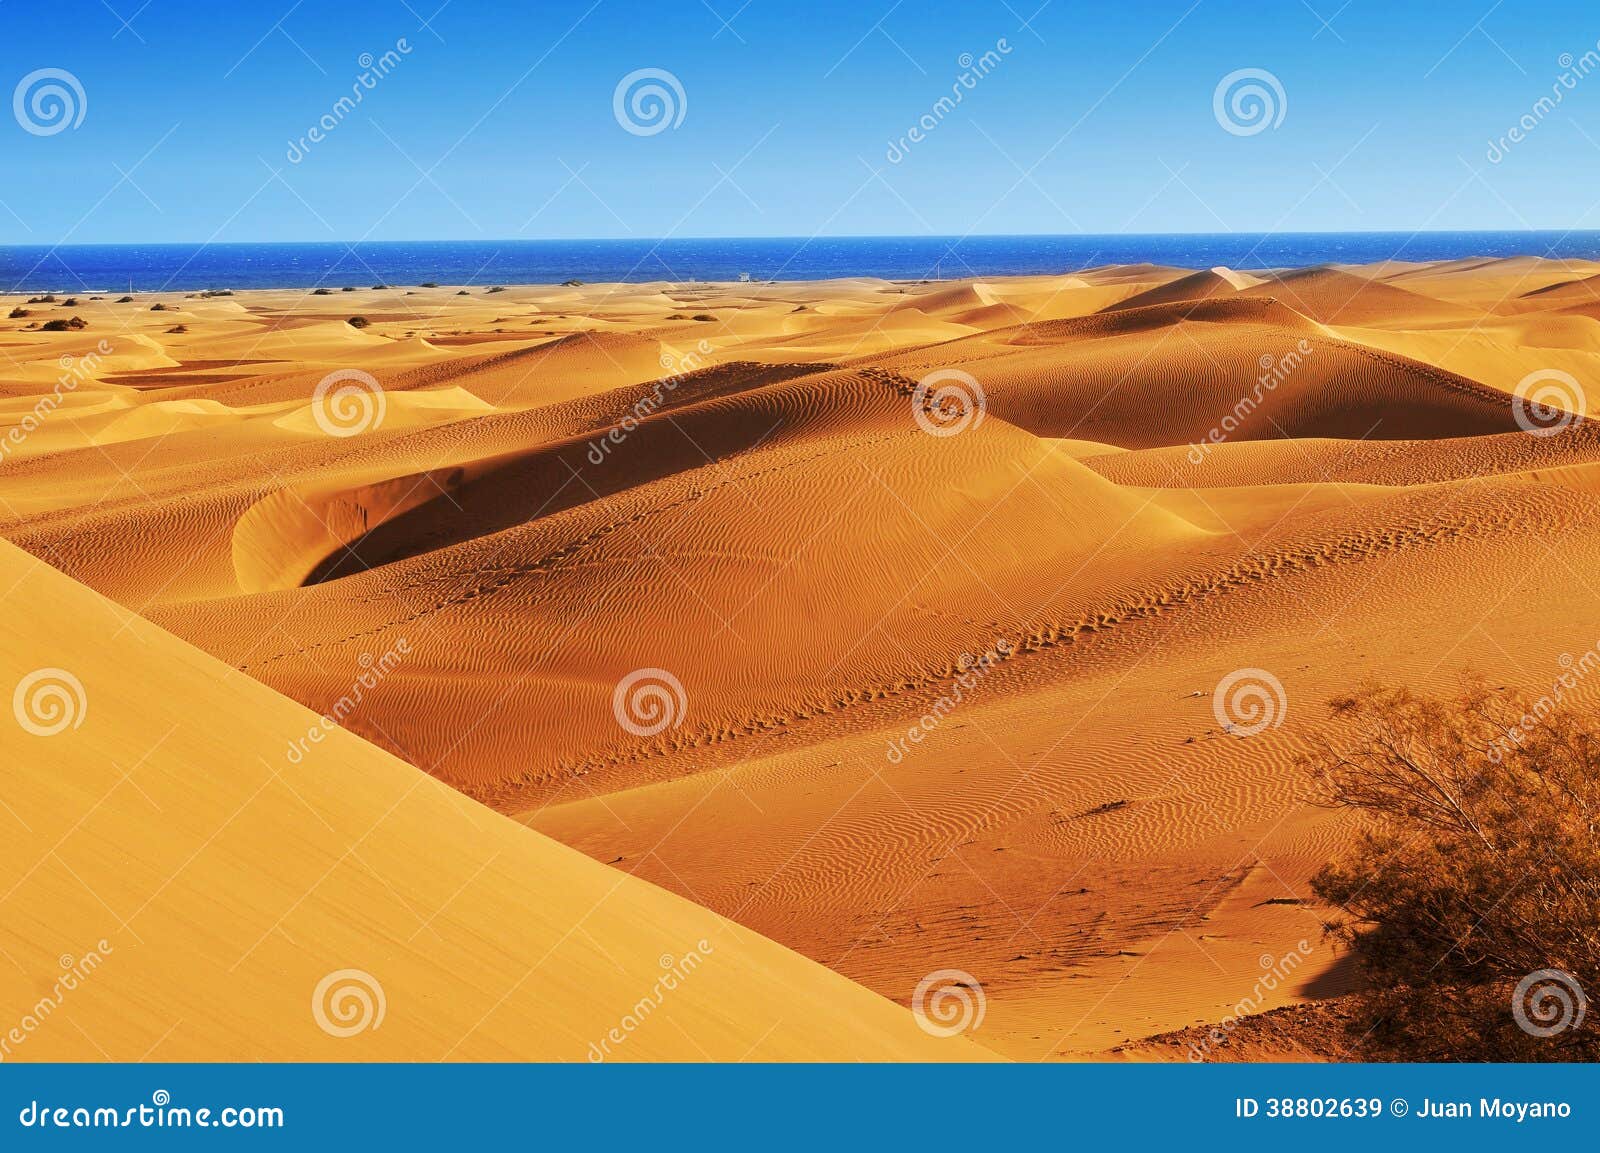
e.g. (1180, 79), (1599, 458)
(3, 260), (1599, 1060)
(0, 536), (986, 1060)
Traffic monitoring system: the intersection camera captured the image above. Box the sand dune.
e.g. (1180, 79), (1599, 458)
(5, 260), (1599, 1061)
(1102, 266), (1263, 312)
(0, 537), (985, 1061)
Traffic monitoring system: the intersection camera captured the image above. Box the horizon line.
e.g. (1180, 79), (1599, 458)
(5, 227), (1600, 250)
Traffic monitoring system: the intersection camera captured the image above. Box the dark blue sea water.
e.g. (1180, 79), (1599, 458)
(5, 232), (1600, 294)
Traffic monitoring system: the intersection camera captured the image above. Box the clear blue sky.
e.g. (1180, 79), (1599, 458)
(3, 0), (1598, 243)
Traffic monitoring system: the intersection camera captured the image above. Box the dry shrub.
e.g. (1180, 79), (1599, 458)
(1308, 681), (1599, 1060)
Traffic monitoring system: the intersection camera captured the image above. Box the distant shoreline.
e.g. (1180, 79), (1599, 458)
(5, 231), (1600, 294)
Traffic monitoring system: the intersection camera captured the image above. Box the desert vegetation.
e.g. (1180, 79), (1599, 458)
(1309, 681), (1600, 1061)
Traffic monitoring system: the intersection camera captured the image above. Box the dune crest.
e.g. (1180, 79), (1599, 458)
(6, 260), (1599, 1060)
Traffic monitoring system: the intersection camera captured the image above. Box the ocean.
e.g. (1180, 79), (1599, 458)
(4, 232), (1600, 294)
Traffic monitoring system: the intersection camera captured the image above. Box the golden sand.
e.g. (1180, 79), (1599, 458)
(3, 260), (1598, 1059)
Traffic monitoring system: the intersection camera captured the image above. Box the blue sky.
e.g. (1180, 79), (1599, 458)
(3, 0), (1599, 242)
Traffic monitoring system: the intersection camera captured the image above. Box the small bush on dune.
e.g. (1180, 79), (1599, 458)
(115, 295), (134, 303)
(347, 316), (370, 328)
(8, 307), (29, 319)
(312, 288), (332, 295)
(1308, 681), (1600, 1061)
(39, 316), (86, 332)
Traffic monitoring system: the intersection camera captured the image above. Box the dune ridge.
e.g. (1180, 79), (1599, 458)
(5, 260), (1600, 1059)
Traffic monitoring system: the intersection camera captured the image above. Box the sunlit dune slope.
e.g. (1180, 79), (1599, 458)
(0, 539), (988, 1061)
